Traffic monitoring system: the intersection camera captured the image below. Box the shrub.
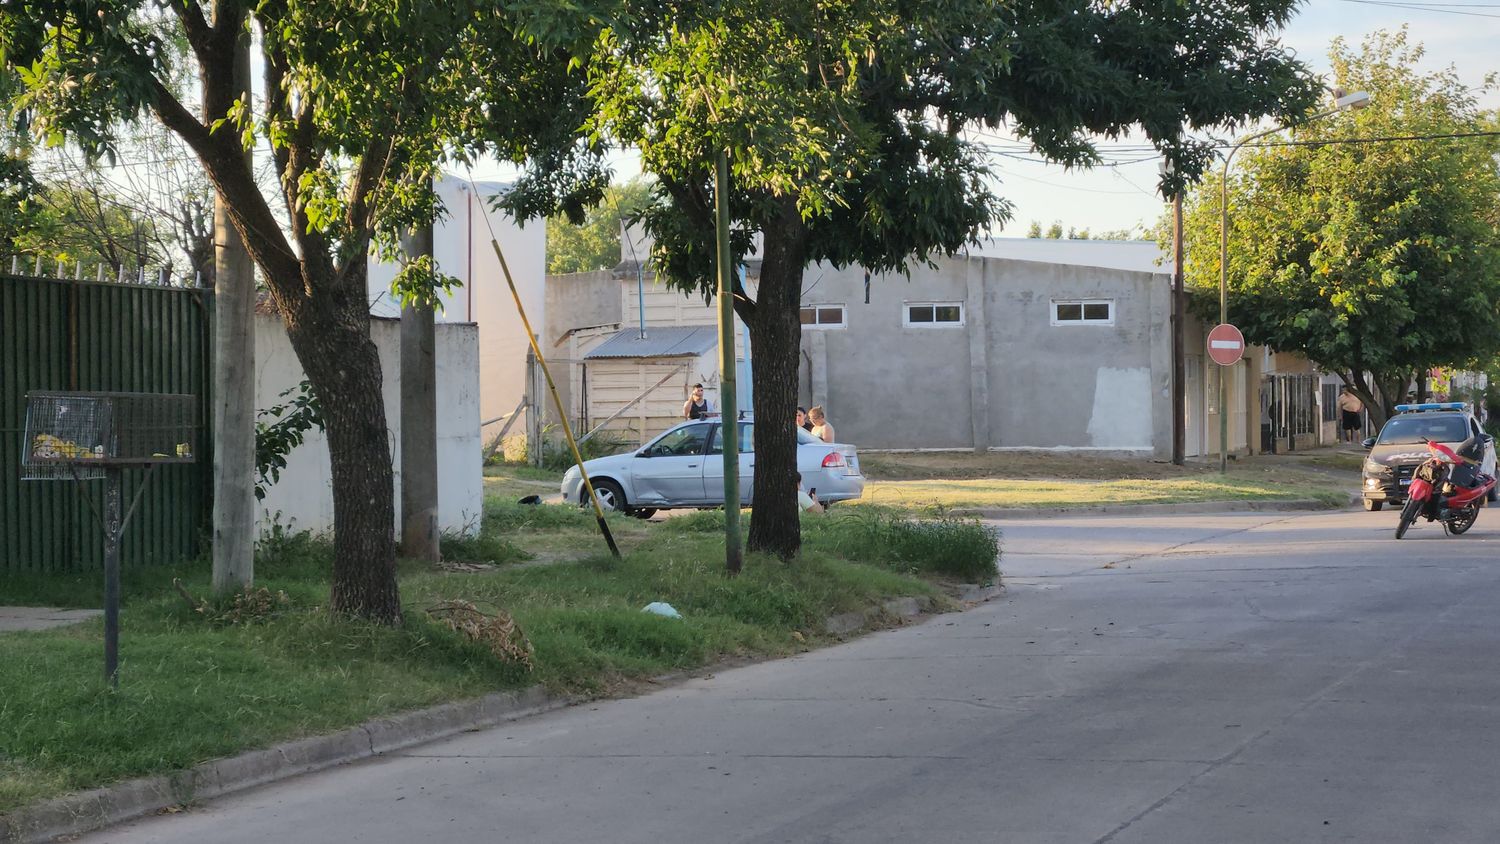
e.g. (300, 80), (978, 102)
(806, 509), (999, 582)
(439, 531), (530, 565)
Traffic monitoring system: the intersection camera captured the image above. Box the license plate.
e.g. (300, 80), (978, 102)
(1400, 478), (1411, 485)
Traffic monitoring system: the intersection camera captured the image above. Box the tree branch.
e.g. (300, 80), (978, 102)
(149, 76), (301, 284)
(168, 0), (216, 69)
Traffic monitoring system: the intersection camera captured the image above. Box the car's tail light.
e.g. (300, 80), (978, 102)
(821, 452), (846, 468)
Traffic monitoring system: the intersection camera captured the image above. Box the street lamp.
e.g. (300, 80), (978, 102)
(1216, 90), (1371, 473)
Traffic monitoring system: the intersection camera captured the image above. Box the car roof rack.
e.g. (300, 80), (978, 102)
(1394, 402), (1468, 413)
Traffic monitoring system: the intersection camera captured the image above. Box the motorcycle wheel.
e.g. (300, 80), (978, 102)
(1447, 506), (1479, 535)
(1395, 497), (1422, 540)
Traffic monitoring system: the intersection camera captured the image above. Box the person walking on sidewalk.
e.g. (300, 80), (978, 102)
(1338, 387), (1364, 443)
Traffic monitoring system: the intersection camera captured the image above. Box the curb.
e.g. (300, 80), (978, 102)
(2, 582), (1003, 844)
(824, 581), (1004, 635)
(955, 496), (1357, 520)
(0, 687), (567, 844)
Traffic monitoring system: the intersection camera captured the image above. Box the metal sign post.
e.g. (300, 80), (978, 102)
(1207, 324), (1245, 474)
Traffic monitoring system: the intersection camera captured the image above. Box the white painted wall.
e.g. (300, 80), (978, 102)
(253, 312), (483, 538)
(367, 175), (545, 433)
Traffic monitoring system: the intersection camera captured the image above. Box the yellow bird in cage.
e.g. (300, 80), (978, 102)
(31, 433), (88, 459)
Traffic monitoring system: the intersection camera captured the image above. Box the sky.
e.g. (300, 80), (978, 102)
(464, 0), (1500, 240)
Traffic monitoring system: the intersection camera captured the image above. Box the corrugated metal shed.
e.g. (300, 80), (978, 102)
(584, 326), (718, 360)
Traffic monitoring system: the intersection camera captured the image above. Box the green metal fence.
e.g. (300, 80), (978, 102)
(1, 273), (212, 574)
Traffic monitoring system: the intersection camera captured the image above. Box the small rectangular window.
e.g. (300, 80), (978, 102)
(904, 302), (963, 328)
(800, 304), (845, 329)
(1052, 299), (1114, 326)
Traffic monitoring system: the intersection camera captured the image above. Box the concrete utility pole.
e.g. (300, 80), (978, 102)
(399, 222), (440, 561)
(211, 18), (255, 595)
(1171, 189), (1186, 465)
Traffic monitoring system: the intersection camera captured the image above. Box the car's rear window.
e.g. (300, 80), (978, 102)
(1376, 414), (1469, 445)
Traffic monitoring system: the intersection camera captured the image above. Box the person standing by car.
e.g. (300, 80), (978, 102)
(809, 405), (835, 443)
(796, 407), (814, 432)
(1338, 387), (1364, 443)
(683, 384), (713, 420)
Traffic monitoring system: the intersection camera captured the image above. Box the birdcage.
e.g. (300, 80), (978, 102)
(18, 390), (197, 687)
(22, 391), (197, 480)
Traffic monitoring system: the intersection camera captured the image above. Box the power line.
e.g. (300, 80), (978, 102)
(1241, 128), (1500, 148)
(1333, 0), (1500, 17)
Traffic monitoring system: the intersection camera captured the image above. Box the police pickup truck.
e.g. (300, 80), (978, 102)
(1361, 402), (1496, 511)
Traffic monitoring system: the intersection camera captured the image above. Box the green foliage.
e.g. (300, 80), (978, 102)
(0, 151), (39, 250)
(438, 531), (530, 566)
(658, 506), (1001, 582)
(15, 180), (165, 271)
(547, 178), (653, 275)
(804, 509), (1000, 583)
(389, 253), (463, 311)
(254, 381), (324, 502)
(507, 428), (635, 472)
(1175, 29), (1500, 422)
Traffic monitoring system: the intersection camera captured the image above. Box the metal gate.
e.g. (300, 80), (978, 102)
(1259, 374), (1317, 454)
(1, 272), (212, 574)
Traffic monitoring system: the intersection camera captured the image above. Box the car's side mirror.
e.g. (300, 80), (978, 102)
(637, 448), (654, 458)
(1483, 434), (1494, 444)
(1361, 437), (1376, 450)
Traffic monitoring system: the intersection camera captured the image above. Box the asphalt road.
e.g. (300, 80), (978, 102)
(82, 509), (1500, 843)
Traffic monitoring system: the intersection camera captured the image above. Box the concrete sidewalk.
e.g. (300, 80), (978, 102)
(0, 607), (100, 633)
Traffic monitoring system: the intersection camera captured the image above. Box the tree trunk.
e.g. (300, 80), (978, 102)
(284, 275), (402, 623)
(741, 199), (808, 560)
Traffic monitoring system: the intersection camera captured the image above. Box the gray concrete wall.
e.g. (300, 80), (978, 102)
(544, 270), (621, 348)
(984, 259), (1168, 455)
(798, 260), (976, 449)
(797, 254), (1174, 455)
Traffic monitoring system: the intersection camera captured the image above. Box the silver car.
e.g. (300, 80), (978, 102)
(561, 419), (865, 517)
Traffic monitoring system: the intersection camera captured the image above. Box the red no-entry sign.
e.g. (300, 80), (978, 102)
(1207, 323), (1245, 366)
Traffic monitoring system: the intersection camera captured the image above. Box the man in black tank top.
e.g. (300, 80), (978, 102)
(684, 383), (712, 419)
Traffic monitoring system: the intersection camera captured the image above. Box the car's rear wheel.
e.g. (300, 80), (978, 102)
(631, 508), (658, 520)
(1363, 499), (1383, 512)
(1488, 485), (1497, 503)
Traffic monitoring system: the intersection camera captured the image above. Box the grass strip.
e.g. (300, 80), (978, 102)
(0, 505), (995, 814)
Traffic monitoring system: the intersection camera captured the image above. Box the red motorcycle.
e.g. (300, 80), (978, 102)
(1395, 436), (1497, 539)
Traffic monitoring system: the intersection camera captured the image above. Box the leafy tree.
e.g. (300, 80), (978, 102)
(546, 178), (652, 275)
(0, 152), (39, 252)
(507, 0), (1318, 558)
(2, 1), (587, 622)
(1045, 222), (1065, 239)
(1176, 29), (1500, 426)
(1025, 220), (1042, 238)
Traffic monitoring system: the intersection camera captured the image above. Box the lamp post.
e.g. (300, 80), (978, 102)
(1216, 89), (1371, 473)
